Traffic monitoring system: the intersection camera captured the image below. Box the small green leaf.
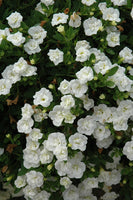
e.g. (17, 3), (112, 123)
(105, 48), (115, 55)
(107, 66), (118, 76)
(106, 81), (115, 87)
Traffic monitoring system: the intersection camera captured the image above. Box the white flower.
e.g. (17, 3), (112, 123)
(33, 108), (47, 122)
(76, 66), (94, 84)
(67, 159), (86, 179)
(13, 57), (28, 74)
(106, 31), (120, 47)
(98, 169), (121, 186)
(102, 7), (121, 22)
(35, 3), (45, 14)
(117, 100), (133, 119)
(6, 11), (23, 28)
(76, 47), (90, 62)
(24, 39), (41, 55)
(54, 146), (68, 161)
(0, 79), (12, 95)
(96, 135), (114, 149)
(111, 0), (127, 6)
(80, 95), (94, 111)
(21, 65), (37, 77)
(102, 191), (119, 200)
(94, 59), (112, 75)
(75, 40), (91, 51)
(7, 32), (25, 46)
(33, 87), (53, 107)
(47, 48), (64, 65)
(63, 109), (76, 124)
(29, 128), (43, 141)
(26, 171), (44, 188)
(49, 105), (64, 126)
(55, 160), (71, 176)
(69, 12), (81, 28)
(131, 7), (133, 20)
(69, 132), (88, 151)
(40, 147), (53, 164)
(15, 176), (26, 188)
(93, 104), (111, 124)
(17, 117), (34, 133)
(51, 13), (68, 26)
(93, 123), (111, 141)
(63, 185), (79, 200)
(123, 141), (133, 160)
(119, 47), (133, 64)
(21, 103), (34, 119)
(2, 64), (21, 84)
(41, 0), (54, 6)
(83, 17), (102, 36)
(46, 132), (67, 152)
(23, 185), (38, 199)
(32, 190), (51, 200)
(81, 0), (96, 6)
(28, 25), (47, 44)
(26, 138), (40, 150)
(113, 115), (128, 131)
(60, 95), (75, 109)
(23, 148), (40, 168)
(58, 79), (71, 95)
(83, 177), (98, 189)
(0, 28), (10, 44)
(60, 177), (72, 189)
(70, 79), (88, 98)
(0, 148), (4, 155)
(98, 2), (107, 12)
(77, 115), (97, 136)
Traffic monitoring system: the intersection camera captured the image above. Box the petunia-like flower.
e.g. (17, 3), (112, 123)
(48, 48), (64, 65)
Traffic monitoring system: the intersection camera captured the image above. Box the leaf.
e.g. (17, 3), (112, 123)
(107, 66), (118, 76)
(106, 81), (115, 87)
(105, 48), (115, 55)
(127, 0), (132, 8)
(129, 179), (133, 188)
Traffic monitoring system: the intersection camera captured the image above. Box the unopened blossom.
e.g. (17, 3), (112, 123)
(69, 12), (81, 28)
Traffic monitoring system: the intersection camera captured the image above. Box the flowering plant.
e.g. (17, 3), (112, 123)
(0, 0), (133, 199)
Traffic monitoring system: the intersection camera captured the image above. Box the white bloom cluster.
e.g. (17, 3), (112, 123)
(17, 103), (34, 133)
(2, 2), (133, 200)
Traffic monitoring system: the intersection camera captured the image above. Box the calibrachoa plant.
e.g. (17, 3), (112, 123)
(0, 0), (133, 199)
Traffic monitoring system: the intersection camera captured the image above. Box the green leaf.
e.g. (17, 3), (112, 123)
(127, 0), (132, 8)
(105, 48), (115, 55)
(107, 66), (118, 76)
(129, 179), (133, 188)
(106, 81), (115, 87)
